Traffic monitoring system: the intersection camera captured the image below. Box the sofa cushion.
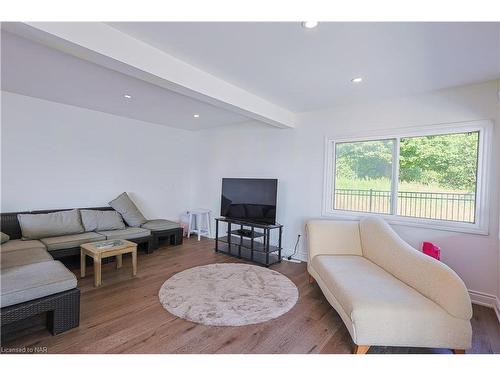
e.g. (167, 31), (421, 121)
(0, 239), (46, 253)
(1, 248), (53, 269)
(18, 209), (84, 240)
(108, 193), (147, 227)
(312, 255), (471, 347)
(80, 209), (126, 232)
(0, 260), (77, 308)
(141, 219), (180, 232)
(97, 227), (151, 240)
(1, 232), (10, 244)
(41, 232), (106, 251)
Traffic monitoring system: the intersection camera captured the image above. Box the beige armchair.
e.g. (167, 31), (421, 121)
(306, 217), (472, 354)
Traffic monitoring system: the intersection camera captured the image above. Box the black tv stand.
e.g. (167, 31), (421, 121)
(235, 228), (255, 237)
(215, 217), (283, 267)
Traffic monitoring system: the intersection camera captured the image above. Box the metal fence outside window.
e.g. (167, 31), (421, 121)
(334, 189), (476, 223)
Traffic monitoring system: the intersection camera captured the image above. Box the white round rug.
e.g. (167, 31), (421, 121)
(158, 263), (299, 326)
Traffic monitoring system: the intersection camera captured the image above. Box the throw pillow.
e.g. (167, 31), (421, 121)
(17, 209), (84, 240)
(80, 210), (126, 232)
(108, 192), (147, 227)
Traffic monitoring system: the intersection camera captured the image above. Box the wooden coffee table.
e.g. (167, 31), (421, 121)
(80, 239), (137, 287)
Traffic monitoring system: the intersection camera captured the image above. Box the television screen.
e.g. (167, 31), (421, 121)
(221, 178), (278, 224)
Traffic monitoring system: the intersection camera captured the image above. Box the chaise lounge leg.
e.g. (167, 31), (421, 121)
(308, 273), (315, 284)
(353, 345), (370, 354)
(452, 349), (465, 354)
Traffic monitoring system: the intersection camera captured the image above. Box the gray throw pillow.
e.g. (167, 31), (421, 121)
(108, 192), (147, 227)
(17, 209), (84, 240)
(80, 210), (126, 232)
(0, 231), (10, 244)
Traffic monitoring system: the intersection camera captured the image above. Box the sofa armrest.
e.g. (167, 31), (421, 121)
(306, 220), (363, 262)
(359, 217), (472, 320)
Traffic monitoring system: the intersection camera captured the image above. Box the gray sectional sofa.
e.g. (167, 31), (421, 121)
(1, 207), (182, 260)
(1, 237), (80, 336)
(0, 195), (183, 337)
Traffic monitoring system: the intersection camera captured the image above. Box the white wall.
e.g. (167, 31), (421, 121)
(1, 91), (196, 220)
(2, 82), (499, 304)
(497, 79), (500, 309)
(192, 81), (500, 300)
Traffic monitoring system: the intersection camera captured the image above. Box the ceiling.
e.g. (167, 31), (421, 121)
(109, 22), (500, 112)
(2, 22), (499, 131)
(1, 31), (250, 130)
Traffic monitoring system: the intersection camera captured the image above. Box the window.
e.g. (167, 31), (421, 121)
(324, 121), (491, 234)
(335, 139), (395, 214)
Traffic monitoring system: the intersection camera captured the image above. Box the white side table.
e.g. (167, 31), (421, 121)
(188, 209), (212, 241)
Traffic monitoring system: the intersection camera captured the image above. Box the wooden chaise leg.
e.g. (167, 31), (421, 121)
(452, 349), (465, 354)
(353, 345), (370, 354)
(308, 273), (315, 284)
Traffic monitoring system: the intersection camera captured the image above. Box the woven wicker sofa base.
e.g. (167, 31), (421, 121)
(1, 288), (80, 336)
(151, 227), (183, 249)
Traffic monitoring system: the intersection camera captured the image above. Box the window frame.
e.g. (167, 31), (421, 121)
(322, 120), (492, 235)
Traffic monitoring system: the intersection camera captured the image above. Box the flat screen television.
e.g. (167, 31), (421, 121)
(221, 178), (278, 224)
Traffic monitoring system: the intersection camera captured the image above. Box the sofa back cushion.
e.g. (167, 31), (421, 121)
(359, 216), (472, 320)
(80, 210), (126, 232)
(306, 220), (362, 261)
(109, 192), (147, 227)
(17, 209), (84, 240)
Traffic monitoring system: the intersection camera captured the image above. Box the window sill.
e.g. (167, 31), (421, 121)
(322, 210), (489, 236)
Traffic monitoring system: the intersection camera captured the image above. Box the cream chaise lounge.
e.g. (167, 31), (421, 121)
(306, 217), (472, 354)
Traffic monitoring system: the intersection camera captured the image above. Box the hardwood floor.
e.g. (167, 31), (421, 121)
(2, 237), (499, 354)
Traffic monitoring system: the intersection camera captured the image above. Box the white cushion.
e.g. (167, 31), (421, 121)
(312, 255), (471, 348)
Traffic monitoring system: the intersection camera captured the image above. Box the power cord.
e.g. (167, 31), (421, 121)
(286, 234), (301, 261)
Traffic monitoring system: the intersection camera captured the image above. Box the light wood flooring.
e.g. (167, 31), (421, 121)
(2, 237), (499, 354)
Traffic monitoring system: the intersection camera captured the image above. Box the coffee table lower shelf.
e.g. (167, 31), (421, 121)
(215, 242), (281, 267)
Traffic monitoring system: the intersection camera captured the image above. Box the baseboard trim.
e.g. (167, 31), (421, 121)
(296, 251), (308, 262)
(468, 290), (500, 323)
(469, 290), (497, 306)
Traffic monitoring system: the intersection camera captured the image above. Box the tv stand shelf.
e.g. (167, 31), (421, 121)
(229, 229), (264, 239)
(215, 218), (283, 267)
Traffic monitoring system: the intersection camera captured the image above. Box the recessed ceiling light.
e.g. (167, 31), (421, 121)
(193, 114), (200, 118)
(301, 21), (319, 29)
(123, 94), (132, 99)
(351, 77), (363, 83)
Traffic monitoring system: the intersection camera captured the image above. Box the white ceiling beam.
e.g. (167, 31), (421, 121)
(4, 22), (295, 129)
